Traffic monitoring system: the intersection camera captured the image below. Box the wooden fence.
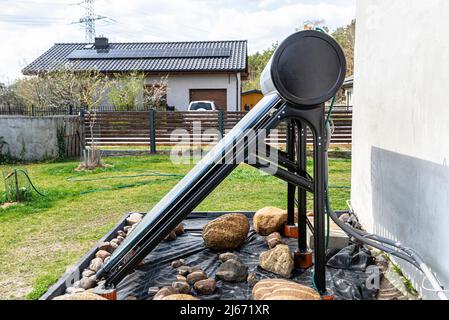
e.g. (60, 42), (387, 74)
(84, 107), (352, 149)
(62, 116), (83, 158)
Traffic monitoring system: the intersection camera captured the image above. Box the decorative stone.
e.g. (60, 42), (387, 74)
(53, 293), (107, 300)
(177, 266), (191, 276)
(165, 231), (177, 241)
(66, 287), (85, 294)
(79, 277), (97, 290)
(216, 259), (248, 282)
(82, 269), (96, 278)
(117, 230), (126, 238)
(176, 275), (187, 282)
(218, 252), (240, 262)
(174, 223), (185, 235)
(247, 273), (258, 287)
(126, 213), (143, 226)
(147, 286), (159, 297)
(259, 244), (294, 278)
(253, 207), (288, 236)
(266, 232), (284, 249)
(89, 258), (103, 272)
(98, 242), (114, 253)
(171, 259), (185, 268)
(194, 279), (216, 295)
(162, 294), (199, 300)
(252, 279), (320, 300)
(95, 250), (111, 261)
(104, 256), (110, 264)
(123, 226), (132, 232)
(110, 242), (118, 251)
(186, 271), (208, 285)
(172, 281), (190, 294)
(202, 213), (249, 250)
(153, 287), (179, 300)
(117, 236), (125, 243)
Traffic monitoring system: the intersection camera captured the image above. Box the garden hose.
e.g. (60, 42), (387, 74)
(65, 171), (185, 195)
(66, 171), (184, 182)
(5, 169), (46, 197)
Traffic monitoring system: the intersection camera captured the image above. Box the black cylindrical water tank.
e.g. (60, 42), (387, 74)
(260, 30), (346, 106)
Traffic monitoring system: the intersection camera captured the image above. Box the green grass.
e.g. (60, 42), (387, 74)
(0, 154), (351, 300)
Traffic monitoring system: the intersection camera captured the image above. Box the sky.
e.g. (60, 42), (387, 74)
(0, 0), (355, 83)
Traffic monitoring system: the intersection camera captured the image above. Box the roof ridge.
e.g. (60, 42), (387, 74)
(54, 40), (248, 45)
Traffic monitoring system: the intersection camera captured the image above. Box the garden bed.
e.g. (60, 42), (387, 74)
(42, 211), (377, 300)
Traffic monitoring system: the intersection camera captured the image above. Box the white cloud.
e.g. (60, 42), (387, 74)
(0, 0), (355, 83)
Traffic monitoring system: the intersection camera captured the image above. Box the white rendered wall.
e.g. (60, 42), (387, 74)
(147, 73), (240, 111)
(352, 0), (449, 299)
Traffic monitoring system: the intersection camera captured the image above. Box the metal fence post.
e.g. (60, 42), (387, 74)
(31, 104), (35, 117)
(149, 109), (157, 154)
(218, 110), (225, 139)
(79, 106), (86, 156)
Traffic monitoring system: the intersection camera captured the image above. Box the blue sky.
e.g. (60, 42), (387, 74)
(0, 0), (355, 82)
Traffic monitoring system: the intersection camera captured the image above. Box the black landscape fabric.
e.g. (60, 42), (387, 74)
(116, 212), (378, 300)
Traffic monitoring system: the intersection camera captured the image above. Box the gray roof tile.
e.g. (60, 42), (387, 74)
(22, 40), (247, 75)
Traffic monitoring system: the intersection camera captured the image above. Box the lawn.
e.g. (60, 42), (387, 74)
(0, 154), (351, 300)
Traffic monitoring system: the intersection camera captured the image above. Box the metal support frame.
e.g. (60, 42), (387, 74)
(101, 99), (329, 296)
(277, 103), (327, 295)
(249, 103), (327, 294)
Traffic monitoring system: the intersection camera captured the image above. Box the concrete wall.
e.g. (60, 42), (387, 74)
(352, 0), (449, 299)
(0, 116), (79, 161)
(147, 73), (241, 111)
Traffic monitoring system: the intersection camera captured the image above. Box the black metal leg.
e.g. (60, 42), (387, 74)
(286, 120), (296, 226)
(296, 120), (308, 252)
(312, 110), (327, 295)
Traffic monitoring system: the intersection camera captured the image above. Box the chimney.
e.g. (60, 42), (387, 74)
(94, 36), (109, 50)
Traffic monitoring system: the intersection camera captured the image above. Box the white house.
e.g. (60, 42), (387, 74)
(22, 37), (248, 112)
(342, 75), (353, 106)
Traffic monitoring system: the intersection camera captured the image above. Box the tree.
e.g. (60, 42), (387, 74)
(243, 44), (278, 91)
(332, 19), (355, 77)
(144, 75), (169, 110)
(76, 70), (112, 170)
(108, 72), (146, 111)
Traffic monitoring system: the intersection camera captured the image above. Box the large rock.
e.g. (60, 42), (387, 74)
(253, 207), (287, 236)
(53, 292), (107, 300)
(259, 244), (294, 278)
(216, 259), (248, 282)
(202, 214), (249, 250)
(162, 294), (199, 300)
(252, 279), (320, 300)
